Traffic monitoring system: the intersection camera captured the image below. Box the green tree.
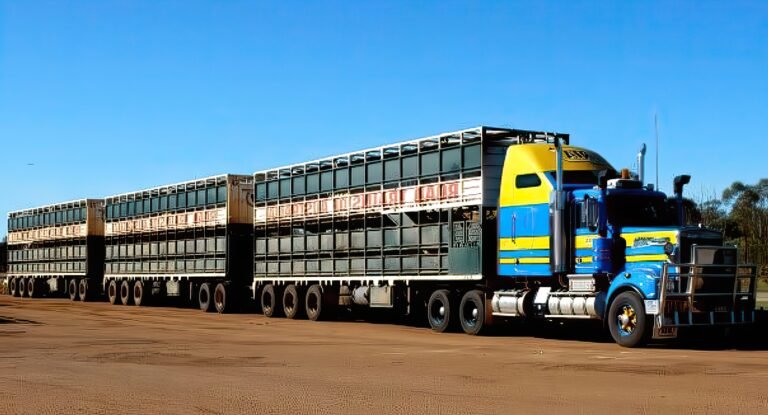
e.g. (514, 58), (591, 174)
(722, 179), (768, 273)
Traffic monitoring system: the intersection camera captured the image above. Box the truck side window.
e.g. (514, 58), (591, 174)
(515, 174), (541, 189)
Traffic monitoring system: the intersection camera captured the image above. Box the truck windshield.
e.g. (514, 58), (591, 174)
(607, 195), (676, 227)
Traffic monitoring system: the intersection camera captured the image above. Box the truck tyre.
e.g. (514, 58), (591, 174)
(214, 283), (229, 314)
(68, 279), (79, 301)
(18, 278), (28, 298)
(305, 284), (324, 321)
(107, 280), (119, 305)
(120, 280), (133, 306)
(261, 284), (281, 318)
(133, 280), (147, 307)
(78, 279), (89, 302)
(27, 278), (37, 298)
(9, 278), (18, 297)
(427, 289), (453, 333)
(198, 283), (213, 312)
(459, 290), (486, 335)
(283, 284), (302, 319)
(608, 291), (651, 348)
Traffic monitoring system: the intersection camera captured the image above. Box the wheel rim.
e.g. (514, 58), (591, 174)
(121, 284), (129, 300)
(307, 292), (319, 315)
(109, 283), (116, 299)
(285, 292), (295, 314)
(134, 284), (142, 301)
(69, 281), (77, 297)
(263, 291), (273, 313)
(617, 304), (638, 336)
(462, 300), (479, 328)
(215, 288), (224, 306)
(430, 298), (446, 326)
(200, 288), (209, 305)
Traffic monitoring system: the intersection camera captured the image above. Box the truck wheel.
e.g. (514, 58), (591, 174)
(261, 284), (281, 318)
(197, 283), (213, 312)
(283, 284), (302, 319)
(107, 280), (119, 305)
(9, 278), (18, 297)
(27, 278), (38, 298)
(427, 289), (453, 333)
(214, 283), (229, 314)
(78, 279), (89, 302)
(459, 290), (486, 335)
(120, 280), (133, 305)
(608, 291), (651, 348)
(305, 285), (324, 321)
(18, 278), (28, 298)
(133, 281), (147, 306)
(68, 279), (79, 301)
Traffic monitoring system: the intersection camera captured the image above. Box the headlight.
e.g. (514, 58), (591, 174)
(737, 277), (752, 294)
(663, 242), (674, 255)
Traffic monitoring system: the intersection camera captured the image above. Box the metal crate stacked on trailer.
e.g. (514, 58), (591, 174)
(103, 174), (253, 312)
(252, 126), (555, 331)
(6, 199), (105, 301)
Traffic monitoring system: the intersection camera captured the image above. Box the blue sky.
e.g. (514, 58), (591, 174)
(1, 1), (766, 236)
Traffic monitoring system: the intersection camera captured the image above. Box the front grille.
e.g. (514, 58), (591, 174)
(679, 228), (723, 264)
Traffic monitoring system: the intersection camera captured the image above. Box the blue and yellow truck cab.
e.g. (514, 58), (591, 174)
(491, 137), (757, 347)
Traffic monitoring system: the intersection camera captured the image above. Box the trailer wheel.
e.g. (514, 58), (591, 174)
(283, 285), (302, 319)
(198, 283), (213, 312)
(107, 280), (119, 305)
(214, 283), (229, 314)
(26, 278), (37, 298)
(9, 278), (18, 297)
(78, 279), (89, 302)
(459, 290), (485, 335)
(261, 284), (281, 318)
(68, 279), (79, 301)
(120, 280), (133, 306)
(18, 278), (28, 298)
(427, 289), (453, 333)
(608, 291), (651, 348)
(133, 281), (147, 306)
(305, 285), (325, 321)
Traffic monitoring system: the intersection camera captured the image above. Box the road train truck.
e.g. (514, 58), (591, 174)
(251, 126), (757, 346)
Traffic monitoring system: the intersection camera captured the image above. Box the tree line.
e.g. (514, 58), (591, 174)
(693, 178), (768, 278)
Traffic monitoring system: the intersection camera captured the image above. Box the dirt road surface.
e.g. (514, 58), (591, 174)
(1, 296), (767, 415)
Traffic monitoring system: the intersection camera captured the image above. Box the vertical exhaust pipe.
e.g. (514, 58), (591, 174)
(637, 143), (647, 184)
(673, 175), (691, 225)
(553, 136), (566, 274)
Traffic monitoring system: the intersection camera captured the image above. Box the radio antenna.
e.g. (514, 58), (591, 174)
(654, 112), (659, 190)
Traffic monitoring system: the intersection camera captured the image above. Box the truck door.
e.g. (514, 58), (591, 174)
(573, 197), (598, 274)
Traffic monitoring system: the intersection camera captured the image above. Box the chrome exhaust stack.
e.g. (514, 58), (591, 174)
(552, 136), (566, 274)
